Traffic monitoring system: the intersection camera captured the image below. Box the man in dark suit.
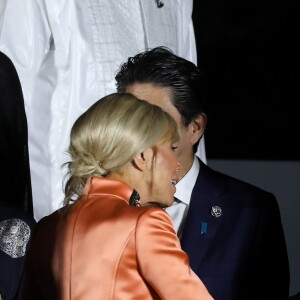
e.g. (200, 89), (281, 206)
(115, 46), (290, 300)
(0, 51), (36, 300)
(0, 51), (33, 215)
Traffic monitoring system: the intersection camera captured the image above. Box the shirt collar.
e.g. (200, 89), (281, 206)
(174, 155), (200, 205)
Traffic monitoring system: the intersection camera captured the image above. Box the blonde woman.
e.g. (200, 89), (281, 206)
(18, 93), (213, 300)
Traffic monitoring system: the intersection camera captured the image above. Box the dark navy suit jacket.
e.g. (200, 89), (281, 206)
(0, 202), (36, 300)
(181, 159), (290, 300)
(0, 51), (33, 215)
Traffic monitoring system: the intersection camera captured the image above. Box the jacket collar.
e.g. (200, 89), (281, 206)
(83, 176), (134, 205)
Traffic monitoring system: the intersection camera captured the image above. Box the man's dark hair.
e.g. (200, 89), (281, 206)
(115, 46), (208, 127)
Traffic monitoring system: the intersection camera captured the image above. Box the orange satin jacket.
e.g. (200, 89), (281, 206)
(19, 177), (213, 300)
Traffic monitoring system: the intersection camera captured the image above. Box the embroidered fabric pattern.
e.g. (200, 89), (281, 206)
(0, 219), (31, 258)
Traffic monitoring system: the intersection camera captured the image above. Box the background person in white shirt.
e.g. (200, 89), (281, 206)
(0, 0), (205, 220)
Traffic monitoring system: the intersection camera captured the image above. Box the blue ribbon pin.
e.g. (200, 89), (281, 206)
(201, 222), (208, 234)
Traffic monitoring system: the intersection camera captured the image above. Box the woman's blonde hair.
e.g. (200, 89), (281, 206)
(63, 93), (179, 205)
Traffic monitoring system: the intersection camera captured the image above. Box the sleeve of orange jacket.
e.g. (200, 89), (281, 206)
(135, 208), (214, 300)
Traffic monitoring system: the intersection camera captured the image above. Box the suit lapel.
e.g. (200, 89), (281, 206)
(181, 160), (226, 274)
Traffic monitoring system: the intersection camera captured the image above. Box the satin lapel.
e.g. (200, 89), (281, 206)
(181, 160), (226, 274)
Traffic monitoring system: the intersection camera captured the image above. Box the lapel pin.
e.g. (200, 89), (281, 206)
(211, 206), (222, 217)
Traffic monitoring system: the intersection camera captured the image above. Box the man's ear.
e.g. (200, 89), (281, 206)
(190, 113), (207, 146)
(131, 148), (154, 171)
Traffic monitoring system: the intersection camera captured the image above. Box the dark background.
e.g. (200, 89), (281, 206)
(192, 0), (299, 160)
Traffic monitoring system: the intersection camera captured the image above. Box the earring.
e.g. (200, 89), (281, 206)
(129, 190), (141, 207)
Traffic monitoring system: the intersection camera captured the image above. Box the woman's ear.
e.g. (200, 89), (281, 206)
(132, 148), (154, 171)
(190, 113), (207, 146)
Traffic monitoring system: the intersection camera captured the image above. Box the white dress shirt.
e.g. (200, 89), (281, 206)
(166, 156), (200, 238)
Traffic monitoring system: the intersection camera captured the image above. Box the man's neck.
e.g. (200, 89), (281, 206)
(178, 154), (195, 181)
